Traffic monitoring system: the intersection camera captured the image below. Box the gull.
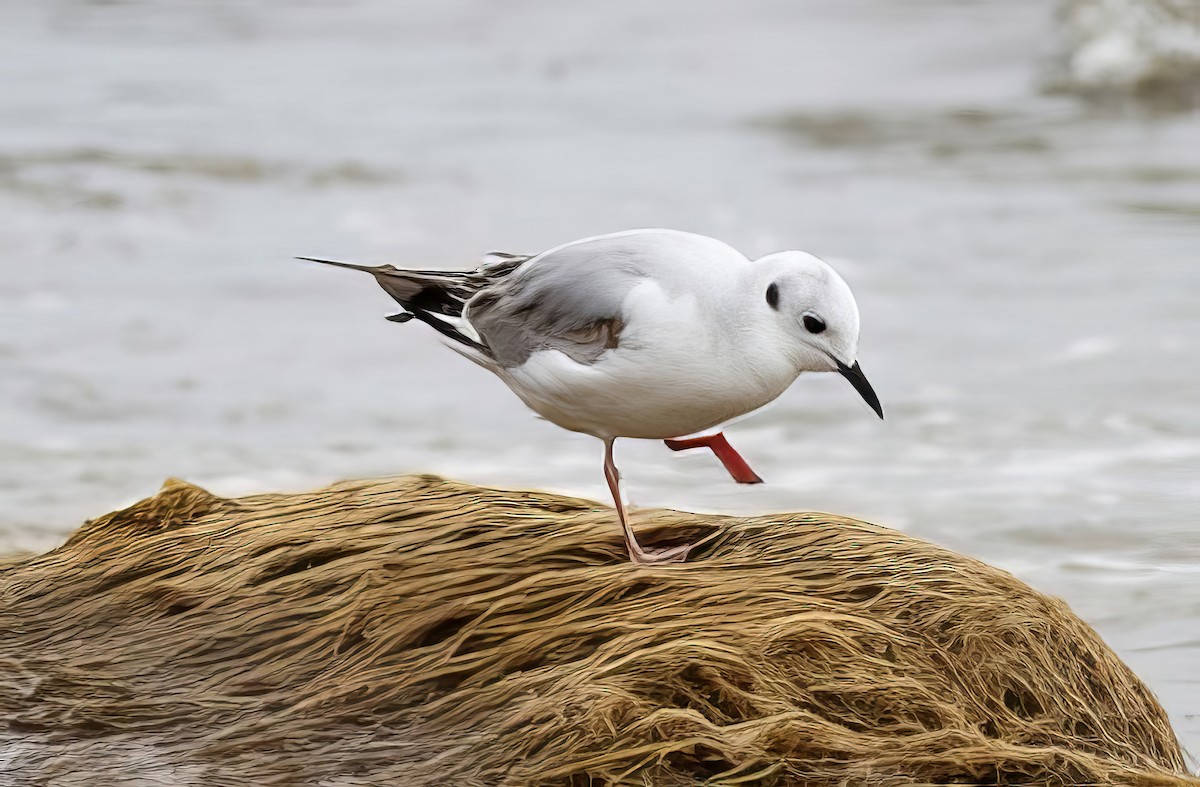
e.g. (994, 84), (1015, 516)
(300, 229), (882, 564)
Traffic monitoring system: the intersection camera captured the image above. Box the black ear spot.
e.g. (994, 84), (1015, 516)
(803, 314), (826, 334)
(766, 282), (780, 310)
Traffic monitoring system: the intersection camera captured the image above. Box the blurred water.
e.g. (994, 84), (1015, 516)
(1, 0), (1197, 762)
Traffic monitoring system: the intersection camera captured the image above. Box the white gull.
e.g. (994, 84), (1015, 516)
(301, 228), (883, 564)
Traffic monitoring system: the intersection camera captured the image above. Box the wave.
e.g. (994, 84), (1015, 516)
(1047, 0), (1200, 109)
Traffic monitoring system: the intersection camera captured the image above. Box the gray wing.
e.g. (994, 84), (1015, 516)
(467, 233), (677, 368)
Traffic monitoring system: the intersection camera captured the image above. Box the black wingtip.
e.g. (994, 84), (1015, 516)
(295, 256), (377, 273)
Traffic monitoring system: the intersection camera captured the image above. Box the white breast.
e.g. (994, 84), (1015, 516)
(499, 276), (800, 440)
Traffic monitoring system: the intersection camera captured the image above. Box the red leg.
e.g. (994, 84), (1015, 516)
(663, 432), (764, 484)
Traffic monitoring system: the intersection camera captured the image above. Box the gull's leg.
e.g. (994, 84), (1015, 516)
(603, 438), (692, 565)
(663, 432), (764, 484)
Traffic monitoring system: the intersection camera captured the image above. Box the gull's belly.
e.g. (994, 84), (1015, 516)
(501, 346), (795, 440)
(493, 273), (800, 440)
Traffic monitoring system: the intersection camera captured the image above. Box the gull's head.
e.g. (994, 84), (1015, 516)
(755, 250), (883, 419)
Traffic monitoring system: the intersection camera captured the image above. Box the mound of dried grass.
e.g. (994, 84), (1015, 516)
(0, 475), (1193, 786)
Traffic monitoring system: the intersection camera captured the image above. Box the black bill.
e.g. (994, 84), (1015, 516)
(836, 360), (884, 420)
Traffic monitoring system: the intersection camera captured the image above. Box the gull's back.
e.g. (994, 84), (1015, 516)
(466, 229), (748, 368)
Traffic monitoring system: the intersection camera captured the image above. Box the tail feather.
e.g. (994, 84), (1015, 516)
(297, 255), (493, 353)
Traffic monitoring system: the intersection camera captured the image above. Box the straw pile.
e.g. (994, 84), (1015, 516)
(0, 475), (1193, 786)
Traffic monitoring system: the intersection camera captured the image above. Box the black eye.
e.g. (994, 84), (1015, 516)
(765, 282), (780, 310)
(803, 314), (826, 334)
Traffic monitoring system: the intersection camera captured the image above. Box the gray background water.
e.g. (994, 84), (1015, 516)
(2, 0), (1197, 762)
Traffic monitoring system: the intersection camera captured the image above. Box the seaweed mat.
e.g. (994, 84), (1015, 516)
(0, 475), (1194, 786)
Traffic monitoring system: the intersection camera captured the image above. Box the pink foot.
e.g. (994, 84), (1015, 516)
(628, 542), (694, 565)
